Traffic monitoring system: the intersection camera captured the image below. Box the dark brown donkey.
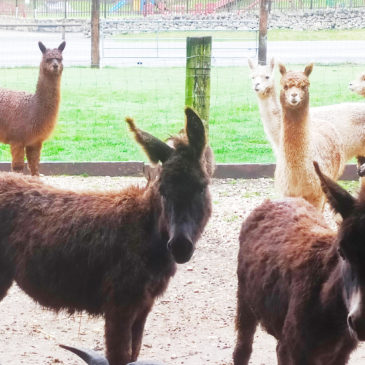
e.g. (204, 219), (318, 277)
(234, 161), (365, 365)
(0, 41), (65, 175)
(0, 107), (212, 365)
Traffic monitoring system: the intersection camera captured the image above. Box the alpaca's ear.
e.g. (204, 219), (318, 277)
(126, 117), (173, 164)
(185, 107), (206, 158)
(304, 63), (314, 77)
(269, 57), (275, 72)
(313, 161), (355, 219)
(38, 41), (47, 54)
(247, 58), (255, 70)
(58, 41), (66, 52)
(278, 63), (287, 76)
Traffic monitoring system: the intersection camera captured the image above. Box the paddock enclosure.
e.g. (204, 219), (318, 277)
(0, 175), (363, 365)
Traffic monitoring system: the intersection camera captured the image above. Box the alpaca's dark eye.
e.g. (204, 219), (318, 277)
(265, 76), (270, 79)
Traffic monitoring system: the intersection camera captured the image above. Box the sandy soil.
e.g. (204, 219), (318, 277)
(0, 176), (365, 365)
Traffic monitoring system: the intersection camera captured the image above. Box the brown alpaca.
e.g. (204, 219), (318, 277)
(275, 63), (345, 210)
(0, 41), (65, 176)
(234, 162), (365, 365)
(0, 107), (212, 365)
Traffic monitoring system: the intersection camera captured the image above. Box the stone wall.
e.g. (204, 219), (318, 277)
(0, 7), (364, 36)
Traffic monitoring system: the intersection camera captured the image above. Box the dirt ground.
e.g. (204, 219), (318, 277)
(0, 176), (365, 365)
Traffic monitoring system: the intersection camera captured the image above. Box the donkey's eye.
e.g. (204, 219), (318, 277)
(284, 85), (288, 90)
(338, 247), (346, 260)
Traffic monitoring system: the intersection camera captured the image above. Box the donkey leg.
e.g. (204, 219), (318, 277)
(131, 301), (154, 361)
(105, 307), (135, 365)
(0, 245), (15, 300)
(26, 142), (42, 176)
(276, 341), (295, 365)
(233, 297), (257, 365)
(10, 144), (25, 173)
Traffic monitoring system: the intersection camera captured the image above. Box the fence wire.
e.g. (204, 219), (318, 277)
(1, 0), (365, 18)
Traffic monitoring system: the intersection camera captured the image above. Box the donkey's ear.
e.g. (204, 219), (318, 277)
(247, 58), (255, 70)
(58, 41), (66, 52)
(313, 161), (355, 219)
(38, 41), (47, 54)
(304, 63), (314, 77)
(126, 117), (173, 164)
(185, 107), (206, 158)
(59, 344), (109, 365)
(278, 63), (287, 76)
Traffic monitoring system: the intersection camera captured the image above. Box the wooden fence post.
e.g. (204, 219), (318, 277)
(258, 0), (268, 65)
(185, 36), (212, 132)
(91, 0), (100, 68)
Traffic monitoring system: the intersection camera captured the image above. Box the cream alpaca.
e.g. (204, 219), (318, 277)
(249, 60), (365, 190)
(275, 63), (345, 210)
(249, 60), (365, 161)
(248, 58), (281, 156)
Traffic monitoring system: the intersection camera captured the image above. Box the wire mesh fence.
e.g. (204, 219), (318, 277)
(1, 0), (365, 18)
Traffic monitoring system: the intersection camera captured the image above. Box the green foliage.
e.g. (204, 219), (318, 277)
(0, 64), (363, 163)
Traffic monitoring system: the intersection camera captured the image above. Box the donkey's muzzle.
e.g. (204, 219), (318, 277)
(167, 234), (194, 264)
(348, 314), (365, 341)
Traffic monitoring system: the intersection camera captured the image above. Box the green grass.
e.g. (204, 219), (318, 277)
(0, 64), (363, 163)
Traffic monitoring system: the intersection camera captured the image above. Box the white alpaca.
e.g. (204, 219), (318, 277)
(249, 59), (365, 179)
(248, 58), (281, 156)
(275, 63), (346, 210)
(349, 72), (365, 97)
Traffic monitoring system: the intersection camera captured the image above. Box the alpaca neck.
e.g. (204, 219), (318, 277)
(280, 98), (311, 166)
(257, 86), (282, 152)
(31, 68), (62, 136)
(34, 70), (61, 113)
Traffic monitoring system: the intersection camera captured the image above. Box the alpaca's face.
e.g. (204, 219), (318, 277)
(248, 59), (275, 98)
(42, 49), (64, 77)
(249, 64), (275, 97)
(280, 72), (310, 108)
(38, 41), (66, 78)
(349, 73), (365, 97)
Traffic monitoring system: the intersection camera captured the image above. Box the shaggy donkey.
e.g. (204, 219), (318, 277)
(234, 162), (365, 365)
(0, 107), (212, 365)
(60, 344), (165, 364)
